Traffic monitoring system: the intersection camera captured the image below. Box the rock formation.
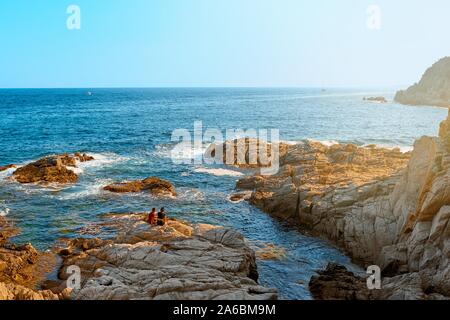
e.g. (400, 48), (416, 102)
(309, 263), (447, 300)
(205, 138), (289, 169)
(11, 153), (94, 184)
(233, 111), (450, 299)
(364, 96), (387, 103)
(53, 213), (277, 300)
(395, 57), (450, 108)
(0, 216), (71, 300)
(104, 177), (177, 197)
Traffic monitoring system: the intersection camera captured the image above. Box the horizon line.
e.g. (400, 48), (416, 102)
(0, 85), (406, 90)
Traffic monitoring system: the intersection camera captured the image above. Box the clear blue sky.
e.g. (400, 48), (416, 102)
(0, 0), (449, 88)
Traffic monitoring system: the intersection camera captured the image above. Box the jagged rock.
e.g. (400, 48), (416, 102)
(11, 153), (94, 184)
(235, 110), (450, 299)
(309, 263), (443, 300)
(56, 213), (277, 300)
(395, 57), (450, 108)
(104, 177), (176, 197)
(309, 263), (374, 300)
(0, 216), (69, 300)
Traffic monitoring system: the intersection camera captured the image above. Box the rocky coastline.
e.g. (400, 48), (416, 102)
(220, 110), (450, 299)
(0, 212), (277, 300)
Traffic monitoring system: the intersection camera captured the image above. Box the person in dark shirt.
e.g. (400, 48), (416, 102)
(157, 207), (166, 226)
(147, 208), (157, 225)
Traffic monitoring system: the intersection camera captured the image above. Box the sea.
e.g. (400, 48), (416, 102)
(0, 88), (447, 299)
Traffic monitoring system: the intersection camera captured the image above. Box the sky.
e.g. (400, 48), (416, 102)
(0, 0), (449, 88)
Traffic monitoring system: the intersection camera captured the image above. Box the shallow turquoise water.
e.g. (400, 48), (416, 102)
(0, 88), (447, 299)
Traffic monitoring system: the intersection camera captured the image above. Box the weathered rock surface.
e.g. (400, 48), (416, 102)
(235, 111), (450, 299)
(11, 153), (94, 184)
(104, 177), (177, 197)
(309, 263), (449, 300)
(395, 57), (450, 108)
(56, 213), (277, 300)
(0, 216), (70, 300)
(205, 138), (289, 169)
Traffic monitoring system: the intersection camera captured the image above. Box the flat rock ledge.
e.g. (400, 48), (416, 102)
(53, 213), (277, 300)
(104, 177), (177, 197)
(11, 152), (94, 184)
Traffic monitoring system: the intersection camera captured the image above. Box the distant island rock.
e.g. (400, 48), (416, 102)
(363, 96), (387, 103)
(395, 57), (450, 108)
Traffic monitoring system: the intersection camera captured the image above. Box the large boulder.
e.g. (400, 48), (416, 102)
(56, 213), (277, 300)
(104, 177), (176, 197)
(12, 153), (94, 184)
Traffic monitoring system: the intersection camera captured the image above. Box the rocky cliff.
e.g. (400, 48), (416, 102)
(395, 57), (450, 108)
(233, 111), (450, 298)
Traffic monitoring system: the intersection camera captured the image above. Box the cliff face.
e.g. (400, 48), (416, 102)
(395, 57), (450, 108)
(235, 111), (450, 298)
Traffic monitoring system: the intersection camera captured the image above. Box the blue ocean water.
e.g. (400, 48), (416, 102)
(0, 88), (447, 299)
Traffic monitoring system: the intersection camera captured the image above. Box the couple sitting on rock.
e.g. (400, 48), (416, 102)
(147, 207), (166, 226)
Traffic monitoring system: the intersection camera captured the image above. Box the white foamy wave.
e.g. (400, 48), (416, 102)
(55, 178), (113, 200)
(0, 167), (17, 180)
(66, 166), (84, 175)
(176, 188), (206, 201)
(155, 142), (212, 162)
(77, 152), (128, 169)
(307, 139), (340, 147)
(193, 167), (244, 177)
(0, 201), (10, 216)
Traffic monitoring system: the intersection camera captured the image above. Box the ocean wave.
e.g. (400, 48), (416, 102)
(0, 167), (16, 180)
(77, 152), (128, 170)
(193, 167), (244, 177)
(154, 142), (212, 162)
(176, 187), (206, 202)
(55, 178), (113, 200)
(0, 201), (10, 216)
(307, 139), (340, 147)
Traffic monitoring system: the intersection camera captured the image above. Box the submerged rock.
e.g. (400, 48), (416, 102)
(56, 213), (277, 300)
(395, 57), (450, 108)
(104, 177), (177, 197)
(11, 153), (94, 184)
